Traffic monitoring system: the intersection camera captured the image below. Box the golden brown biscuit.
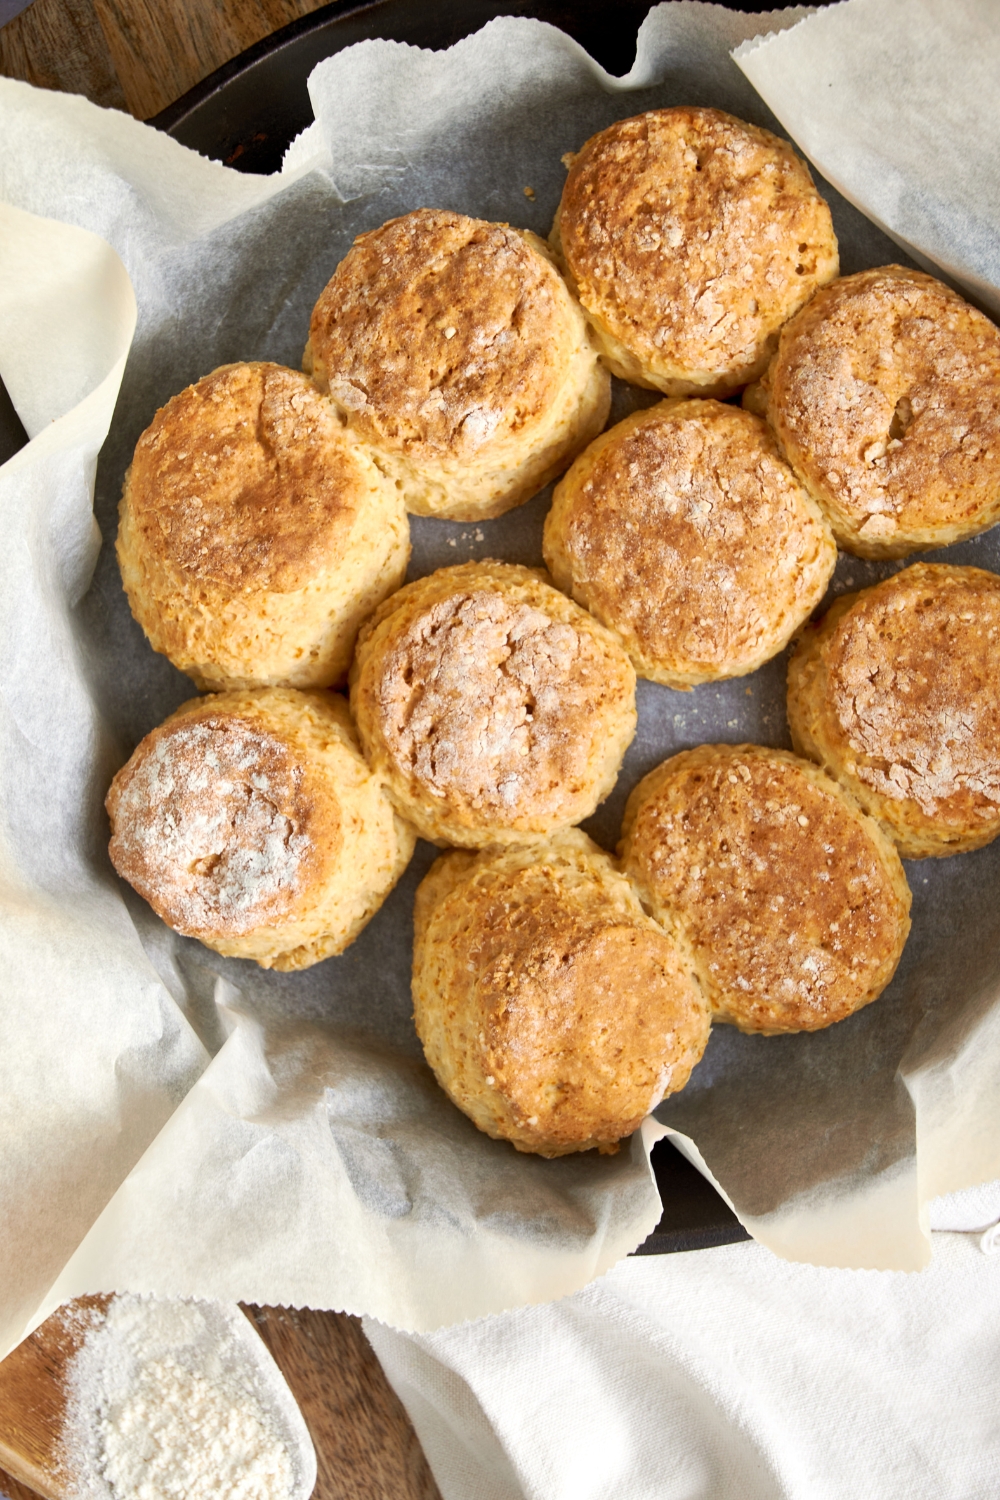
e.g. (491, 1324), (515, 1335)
(620, 745), (911, 1035)
(788, 564), (1000, 857)
(412, 829), (710, 1156)
(305, 209), (610, 520)
(761, 266), (1000, 558)
(551, 106), (838, 398)
(350, 561), (636, 847)
(117, 362), (410, 690)
(543, 399), (836, 686)
(106, 688), (416, 970)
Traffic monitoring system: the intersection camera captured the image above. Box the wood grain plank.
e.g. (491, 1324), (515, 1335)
(0, 0), (127, 110)
(246, 1307), (442, 1500)
(0, 1298), (110, 1500)
(0, 1464), (47, 1500)
(88, 0), (340, 118)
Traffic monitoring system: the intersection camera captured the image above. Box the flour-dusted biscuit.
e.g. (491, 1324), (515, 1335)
(412, 829), (710, 1156)
(106, 688), (416, 970)
(620, 745), (911, 1035)
(305, 209), (610, 520)
(350, 561), (636, 847)
(788, 564), (1000, 857)
(551, 106), (838, 398)
(117, 362), (410, 691)
(759, 266), (1000, 558)
(543, 399), (836, 686)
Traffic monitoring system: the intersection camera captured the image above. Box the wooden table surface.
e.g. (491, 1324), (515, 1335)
(0, 3), (443, 1497)
(0, 0), (341, 118)
(0, 1298), (441, 1500)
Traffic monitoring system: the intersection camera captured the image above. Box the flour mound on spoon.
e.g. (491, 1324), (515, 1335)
(60, 1295), (315, 1500)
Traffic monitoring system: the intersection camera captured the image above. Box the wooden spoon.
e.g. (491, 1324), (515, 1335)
(0, 1299), (440, 1500)
(0, 1296), (109, 1498)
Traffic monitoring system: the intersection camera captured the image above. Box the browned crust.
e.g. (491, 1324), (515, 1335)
(619, 744), (911, 1035)
(350, 561), (637, 847)
(117, 362), (410, 690)
(543, 398), (836, 685)
(106, 689), (415, 968)
(787, 563), (1000, 856)
(412, 830), (710, 1156)
(767, 266), (1000, 558)
(552, 106), (838, 397)
(122, 362), (364, 593)
(307, 209), (610, 518)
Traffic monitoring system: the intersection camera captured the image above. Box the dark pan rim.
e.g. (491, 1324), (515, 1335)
(150, 0), (385, 131)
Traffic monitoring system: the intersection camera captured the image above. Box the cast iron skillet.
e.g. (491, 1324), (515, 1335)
(0, 360), (741, 1253)
(8, 0), (833, 1252)
(151, 0), (802, 170)
(155, 0), (770, 1254)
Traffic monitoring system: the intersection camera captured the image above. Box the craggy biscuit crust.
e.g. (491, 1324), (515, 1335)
(306, 209), (610, 519)
(764, 266), (1000, 558)
(350, 561), (637, 847)
(552, 106), (838, 397)
(106, 688), (415, 969)
(788, 564), (1000, 857)
(543, 399), (836, 685)
(117, 362), (409, 690)
(412, 830), (710, 1156)
(620, 744), (911, 1035)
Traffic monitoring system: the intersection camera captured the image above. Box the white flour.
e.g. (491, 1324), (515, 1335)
(61, 1296), (316, 1500)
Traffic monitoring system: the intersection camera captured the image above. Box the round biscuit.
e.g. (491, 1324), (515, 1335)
(306, 209), (610, 520)
(787, 563), (1000, 856)
(552, 106), (838, 397)
(412, 829), (711, 1156)
(543, 398), (836, 685)
(117, 362), (410, 690)
(106, 688), (416, 970)
(350, 560), (636, 847)
(619, 744), (911, 1034)
(762, 266), (1000, 558)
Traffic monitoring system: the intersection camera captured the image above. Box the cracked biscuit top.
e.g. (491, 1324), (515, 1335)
(620, 744), (911, 1035)
(307, 209), (580, 463)
(350, 561), (636, 846)
(543, 398), (836, 686)
(123, 362), (366, 593)
(552, 106), (838, 396)
(787, 564), (1000, 857)
(763, 266), (1000, 558)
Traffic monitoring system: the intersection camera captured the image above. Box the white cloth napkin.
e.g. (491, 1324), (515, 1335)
(365, 1183), (1000, 1500)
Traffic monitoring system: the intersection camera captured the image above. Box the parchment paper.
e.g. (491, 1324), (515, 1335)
(2, 0), (999, 1352)
(734, 0), (1000, 316)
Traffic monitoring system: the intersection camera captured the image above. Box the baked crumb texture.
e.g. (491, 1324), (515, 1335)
(620, 744), (911, 1035)
(552, 106), (838, 398)
(306, 209), (610, 519)
(350, 560), (637, 847)
(412, 829), (711, 1156)
(788, 563), (1000, 857)
(543, 398), (837, 685)
(117, 361), (410, 690)
(106, 688), (416, 970)
(761, 265), (1000, 558)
